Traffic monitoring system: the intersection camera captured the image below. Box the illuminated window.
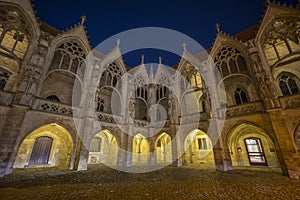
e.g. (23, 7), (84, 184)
(244, 138), (267, 166)
(263, 18), (300, 66)
(29, 136), (53, 165)
(278, 75), (299, 96)
(234, 88), (249, 105)
(0, 68), (11, 90)
(90, 137), (101, 152)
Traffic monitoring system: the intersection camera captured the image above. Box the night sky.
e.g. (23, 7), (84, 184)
(34, 0), (297, 67)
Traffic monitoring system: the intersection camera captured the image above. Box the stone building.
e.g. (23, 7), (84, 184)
(0, 0), (300, 178)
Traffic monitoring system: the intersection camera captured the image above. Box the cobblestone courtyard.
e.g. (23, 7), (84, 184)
(0, 166), (300, 199)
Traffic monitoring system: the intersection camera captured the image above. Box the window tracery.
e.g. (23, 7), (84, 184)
(99, 63), (122, 88)
(50, 41), (86, 74)
(0, 8), (30, 61)
(278, 74), (299, 96)
(214, 46), (248, 78)
(234, 88), (249, 105)
(263, 18), (300, 66)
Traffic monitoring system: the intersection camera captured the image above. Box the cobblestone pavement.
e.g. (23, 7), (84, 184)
(0, 166), (300, 200)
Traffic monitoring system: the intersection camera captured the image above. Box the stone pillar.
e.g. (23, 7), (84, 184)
(117, 131), (128, 167)
(210, 119), (233, 172)
(149, 137), (156, 164)
(0, 105), (28, 176)
(268, 109), (300, 178)
(126, 127), (133, 167)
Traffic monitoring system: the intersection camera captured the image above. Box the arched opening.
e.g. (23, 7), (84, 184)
(88, 130), (118, 166)
(14, 123), (74, 170)
(184, 129), (215, 169)
(135, 98), (147, 120)
(227, 124), (281, 171)
(132, 134), (150, 164)
(155, 133), (172, 164)
(46, 95), (60, 102)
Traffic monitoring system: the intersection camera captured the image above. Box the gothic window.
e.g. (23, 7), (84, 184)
(46, 95), (60, 102)
(278, 74), (299, 96)
(244, 138), (267, 166)
(100, 63), (122, 88)
(214, 46), (249, 78)
(234, 88), (249, 105)
(90, 137), (101, 152)
(190, 71), (202, 88)
(263, 18), (300, 66)
(50, 41), (86, 73)
(96, 98), (104, 112)
(134, 75), (148, 101)
(29, 136), (53, 165)
(0, 68), (11, 90)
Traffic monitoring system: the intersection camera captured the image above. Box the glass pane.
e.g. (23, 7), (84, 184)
(249, 156), (265, 163)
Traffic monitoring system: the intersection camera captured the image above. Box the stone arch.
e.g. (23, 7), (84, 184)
(226, 123), (281, 169)
(154, 132), (172, 164)
(13, 123), (74, 170)
(183, 129), (215, 169)
(87, 129), (119, 166)
(132, 133), (150, 164)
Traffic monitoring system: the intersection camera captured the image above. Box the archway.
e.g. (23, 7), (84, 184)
(14, 123), (73, 170)
(155, 133), (172, 164)
(88, 130), (118, 166)
(227, 124), (281, 169)
(132, 134), (150, 164)
(184, 129), (215, 169)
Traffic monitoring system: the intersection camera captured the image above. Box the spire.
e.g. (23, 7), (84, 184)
(81, 15), (86, 25)
(215, 23), (220, 33)
(141, 54), (145, 64)
(158, 56), (162, 64)
(182, 43), (187, 52)
(150, 64), (154, 81)
(116, 38), (120, 48)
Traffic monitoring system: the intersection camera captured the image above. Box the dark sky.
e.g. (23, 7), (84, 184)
(34, 0), (297, 67)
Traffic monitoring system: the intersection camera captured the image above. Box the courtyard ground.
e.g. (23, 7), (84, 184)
(0, 165), (300, 199)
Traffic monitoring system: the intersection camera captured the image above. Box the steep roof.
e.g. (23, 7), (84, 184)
(233, 24), (260, 42)
(38, 19), (61, 36)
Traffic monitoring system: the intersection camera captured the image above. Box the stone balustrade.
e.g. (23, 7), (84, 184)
(279, 93), (300, 109)
(221, 101), (264, 118)
(31, 97), (73, 116)
(181, 112), (208, 124)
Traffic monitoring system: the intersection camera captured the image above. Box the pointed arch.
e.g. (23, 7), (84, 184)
(14, 123), (74, 170)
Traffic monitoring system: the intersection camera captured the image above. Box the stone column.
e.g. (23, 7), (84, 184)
(149, 137), (156, 164)
(210, 119), (233, 171)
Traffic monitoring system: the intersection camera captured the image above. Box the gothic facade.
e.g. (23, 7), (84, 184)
(0, 0), (300, 178)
